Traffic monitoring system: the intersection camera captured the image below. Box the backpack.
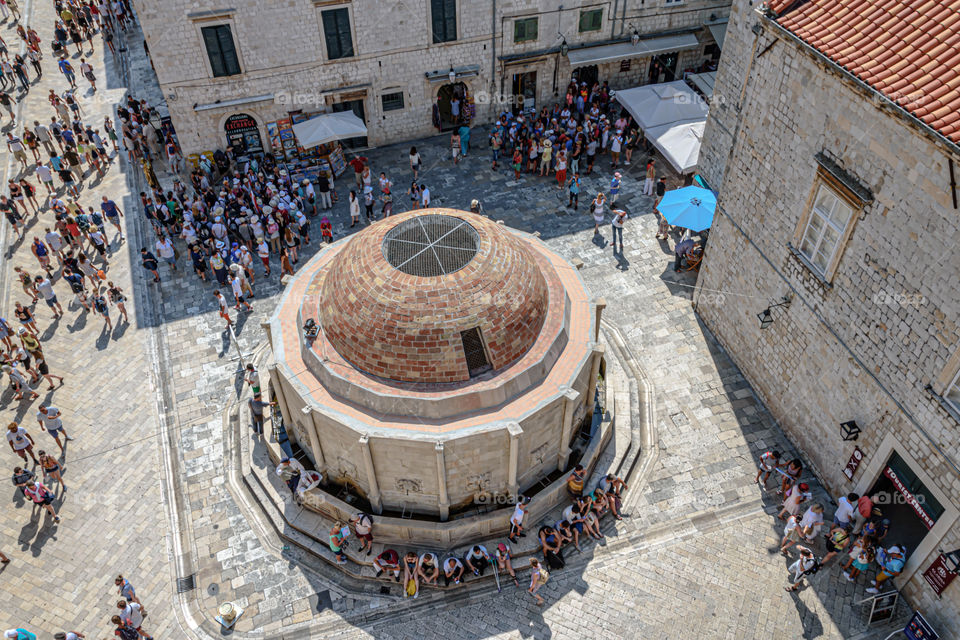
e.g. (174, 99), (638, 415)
(803, 558), (823, 576)
(116, 624), (139, 640)
(537, 567), (550, 585)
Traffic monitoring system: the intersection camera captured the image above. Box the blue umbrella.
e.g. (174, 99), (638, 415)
(657, 186), (716, 232)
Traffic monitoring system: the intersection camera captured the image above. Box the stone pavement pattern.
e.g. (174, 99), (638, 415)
(0, 1), (176, 637)
(0, 6), (904, 638)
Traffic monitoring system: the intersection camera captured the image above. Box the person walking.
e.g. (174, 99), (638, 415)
(106, 282), (129, 324)
(609, 172), (621, 204)
(643, 159), (655, 196)
(4, 366), (38, 401)
(139, 248), (160, 283)
(784, 546), (818, 592)
(230, 272), (252, 312)
(590, 192), (605, 236)
(866, 546), (906, 594)
(527, 558), (547, 606)
(23, 479), (60, 523)
(116, 599), (152, 640)
(38, 450), (66, 490)
(115, 575), (141, 605)
(755, 450), (782, 488)
(214, 290), (232, 328)
(611, 208), (627, 253)
(7, 422), (38, 464)
(37, 405), (71, 453)
(349, 512), (374, 556)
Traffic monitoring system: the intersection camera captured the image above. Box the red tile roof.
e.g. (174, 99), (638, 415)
(767, 0), (960, 144)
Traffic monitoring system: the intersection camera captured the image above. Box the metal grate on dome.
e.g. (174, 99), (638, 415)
(382, 214), (480, 277)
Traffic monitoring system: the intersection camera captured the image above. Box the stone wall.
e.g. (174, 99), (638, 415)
(696, 0), (960, 631)
(132, 0), (729, 155)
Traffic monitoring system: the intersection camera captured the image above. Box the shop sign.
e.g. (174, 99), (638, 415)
(922, 555), (957, 599)
(884, 466), (936, 529)
(842, 446), (863, 480)
(224, 114), (258, 132)
(904, 611), (939, 640)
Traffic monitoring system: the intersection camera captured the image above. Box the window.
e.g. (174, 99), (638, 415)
(514, 17), (538, 43)
(460, 327), (491, 377)
(578, 9), (602, 32)
(322, 8), (354, 60)
(381, 91), (404, 112)
(664, 0), (684, 4)
(431, 0), (457, 44)
(201, 25), (240, 77)
(798, 184), (853, 275)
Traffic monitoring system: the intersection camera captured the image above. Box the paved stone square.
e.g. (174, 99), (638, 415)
(0, 5), (912, 639)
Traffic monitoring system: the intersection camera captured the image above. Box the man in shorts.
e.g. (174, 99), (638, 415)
(7, 422), (38, 464)
(37, 405), (71, 453)
(349, 512), (374, 555)
(6, 132), (28, 169)
(34, 275), (63, 317)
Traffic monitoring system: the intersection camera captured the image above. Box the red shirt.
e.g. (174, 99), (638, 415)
(349, 157), (368, 174)
(857, 495), (873, 518)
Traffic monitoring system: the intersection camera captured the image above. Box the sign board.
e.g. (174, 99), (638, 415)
(922, 555), (957, 599)
(843, 446), (864, 480)
(224, 114), (258, 132)
(884, 467), (936, 529)
(904, 611), (938, 640)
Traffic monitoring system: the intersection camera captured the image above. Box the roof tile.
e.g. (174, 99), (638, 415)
(775, 0), (960, 143)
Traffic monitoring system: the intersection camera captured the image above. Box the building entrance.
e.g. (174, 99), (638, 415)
(867, 451), (945, 555)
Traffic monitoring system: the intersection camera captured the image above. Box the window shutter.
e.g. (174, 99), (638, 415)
(217, 26), (239, 75)
(444, 0), (457, 41)
(337, 10), (354, 58)
(322, 11), (340, 59)
(202, 27), (225, 77)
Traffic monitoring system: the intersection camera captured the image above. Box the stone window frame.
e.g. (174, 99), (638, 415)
(790, 167), (864, 284)
(318, 4), (357, 62)
(578, 9), (603, 33)
(191, 15), (244, 80)
(513, 16), (539, 44)
(429, 0), (458, 45)
(380, 90), (405, 113)
(930, 346), (960, 423)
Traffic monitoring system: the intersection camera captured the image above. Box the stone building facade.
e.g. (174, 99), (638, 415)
(696, 0), (960, 632)
(131, 0), (730, 155)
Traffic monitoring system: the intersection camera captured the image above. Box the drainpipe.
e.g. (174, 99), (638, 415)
(620, 0), (627, 37)
(490, 0), (497, 95)
(610, 0), (618, 39)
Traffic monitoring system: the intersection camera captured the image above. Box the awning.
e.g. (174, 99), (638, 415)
(645, 120), (705, 174)
(193, 94), (274, 112)
(292, 112), (367, 149)
(567, 32), (700, 66)
(686, 71), (717, 100)
(614, 80), (709, 130)
(706, 20), (728, 49)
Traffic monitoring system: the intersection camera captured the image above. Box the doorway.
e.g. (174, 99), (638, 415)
(866, 452), (945, 555)
(511, 71), (537, 115)
(572, 64), (598, 89)
(436, 82), (466, 131)
(648, 52), (679, 84)
(332, 99), (368, 148)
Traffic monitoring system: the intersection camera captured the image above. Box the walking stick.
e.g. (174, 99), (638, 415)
(493, 558), (501, 593)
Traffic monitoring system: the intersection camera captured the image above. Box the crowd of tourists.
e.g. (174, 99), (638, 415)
(755, 450), (906, 595)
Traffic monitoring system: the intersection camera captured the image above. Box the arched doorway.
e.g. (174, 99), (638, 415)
(224, 113), (264, 157)
(436, 82), (466, 131)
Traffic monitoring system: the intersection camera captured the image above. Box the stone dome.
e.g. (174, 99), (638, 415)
(319, 209), (549, 383)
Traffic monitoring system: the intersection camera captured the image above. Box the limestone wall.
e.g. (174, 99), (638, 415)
(132, 0), (729, 155)
(696, 2), (960, 631)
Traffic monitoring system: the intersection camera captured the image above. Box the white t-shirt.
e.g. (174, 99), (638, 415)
(783, 515), (798, 536)
(122, 602), (144, 627)
(562, 505), (577, 522)
(353, 513), (372, 535)
(789, 556), (816, 578)
(800, 508), (823, 531)
(510, 503), (525, 526)
(444, 557), (463, 574)
(156, 238), (175, 259)
(6, 427), (30, 450)
(835, 496), (855, 523)
(420, 187), (430, 206)
(231, 277), (243, 299)
(38, 408), (62, 430)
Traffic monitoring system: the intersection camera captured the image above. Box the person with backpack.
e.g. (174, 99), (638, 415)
(115, 599), (151, 640)
(785, 546), (819, 592)
(528, 558), (548, 606)
(349, 512), (374, 556)
(23, 480), (59, 522)
(109, 615), (142, 640)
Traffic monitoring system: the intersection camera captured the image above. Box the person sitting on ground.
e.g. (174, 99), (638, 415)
(373, 549), (401, 582)
(402, 551), (420, 598)
(566, 463), (585, 497)
(599, 473), (627, 519)
(539, 525), (565, 569)
(464, 544), (490, 577)
(442, 556), (465, 586)
(417, 552), (439, 585)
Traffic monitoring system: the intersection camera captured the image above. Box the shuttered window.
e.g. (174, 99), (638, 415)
(322, 8), (354, 60)
(431, 0), (457, 43)
(201, 25), (241, 77)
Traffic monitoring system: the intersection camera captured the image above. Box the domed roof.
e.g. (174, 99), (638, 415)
(319, 210), (549, 384)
